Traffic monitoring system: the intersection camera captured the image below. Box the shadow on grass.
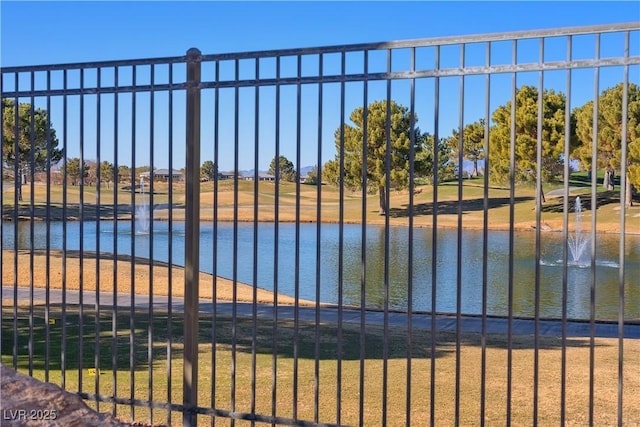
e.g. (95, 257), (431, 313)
(389, 196), (533, 218)
(1, 304), (186, 374)
(568, 172), (615, 188)
(2, 304), (595, 374)
(541, 192), (621, 214)
(2, 202), (186, 222)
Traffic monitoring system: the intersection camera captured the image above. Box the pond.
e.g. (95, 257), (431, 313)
(3, 220), (639, 321)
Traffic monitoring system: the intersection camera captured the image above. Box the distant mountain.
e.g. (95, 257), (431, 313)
(239, 169), (261, 177)
(299, 165), (315, 176)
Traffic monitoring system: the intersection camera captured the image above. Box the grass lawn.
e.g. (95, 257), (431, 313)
(2, 305), (638, 426)
(3, 174), (639, 233)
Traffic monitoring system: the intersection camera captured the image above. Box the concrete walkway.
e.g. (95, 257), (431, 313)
(3, 286), (638, 339)
(546, 187), (582, 197)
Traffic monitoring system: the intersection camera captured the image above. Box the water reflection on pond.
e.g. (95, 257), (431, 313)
(3, 220), (639, 321)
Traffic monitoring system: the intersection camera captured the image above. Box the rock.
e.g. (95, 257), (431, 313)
(0, 364), (128, 426)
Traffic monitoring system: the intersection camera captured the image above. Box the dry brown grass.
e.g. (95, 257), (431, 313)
(4, 304), (638, 426)
(1, 249), (313, 306)
(5, 180), (638, 234)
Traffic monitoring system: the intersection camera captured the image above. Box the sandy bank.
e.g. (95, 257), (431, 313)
(2, 249), (315, 306)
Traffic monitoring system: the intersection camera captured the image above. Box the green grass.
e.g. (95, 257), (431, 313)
(3, 305), (639, 426)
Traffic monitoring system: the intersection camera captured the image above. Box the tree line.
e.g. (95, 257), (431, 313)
(321, 83), (639, 212)
(3, 82), (639, 206)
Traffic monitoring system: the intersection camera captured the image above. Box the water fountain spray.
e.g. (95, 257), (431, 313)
(136, 176), (150, 234)
(567, 196), (590, 265)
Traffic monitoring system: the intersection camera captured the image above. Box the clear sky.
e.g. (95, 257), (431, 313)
(2, 1), (639, 172)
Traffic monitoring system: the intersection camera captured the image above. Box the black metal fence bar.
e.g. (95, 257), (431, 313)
(455, 43), (465, 426)
(28, 71), (36, 380)
(560, 35), (573, 427)
(44, 69), (53, 385)
(533, 36), (543, 426)
(61, 69), (69, 392)
(93, 66), (102, 414)
(480, 40), (491, 427)
(313, 53), (323, 425)
(166, 61), (175, 427)
(336, 51), (346, 427)
(184, 48), (201, 427)
(111, 64), (120, 418)
(506, 38), (517, 423)
(271, 55), (281, 426)
(1, 23), (639, 427)
(430, 44), (440, 427)
(147, 62), (155, 424)
(128, 64), (137, 423)
(251, 56), (260, 423)
(359, 48), (369, 427)
(618, 31), (631, 426)
(589, 34), (601, 427)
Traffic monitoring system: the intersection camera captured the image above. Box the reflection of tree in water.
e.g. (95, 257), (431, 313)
(16, 221), (31, 249)
(340, 226), (430, 311)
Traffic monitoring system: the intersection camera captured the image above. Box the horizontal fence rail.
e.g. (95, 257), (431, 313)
(1, 22), (640, 426)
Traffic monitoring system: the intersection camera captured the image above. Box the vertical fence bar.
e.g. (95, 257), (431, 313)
(480, 40), (492, 427)
(28, 72), (35, 379)
(589, 34), (600, 427)
(129, 65), (137, 422)
(561, 35), (572, 427)
(79, 67), (86, 395)
(382, 48), (392, 427)
(111, 64), (120, 417)
(61, 69), (68, 390)
(12, 72), (18, 373)
(561, 35), (571, 425)
(455, 44), (465, 426)
(358, 49), (369, 427)
(183, 47), (202, 427)
(45, 69), (52, 384)
(94, 66), (102, 412)
(211, 57), (220, 427)
(336, 50), (346, 427)
(293, 52), (302, 423)
(271, 55), (281, 427)
(533, 37), (545, 427)
(313, 52), (323, 425)
(405, 46), (416, 427)
(147, 63), (156, 424)
(251, 57), (260, 422)
(617, 31), (630, 427)
(506, 39), (517, 426)
(166, 61), (174, 426)
(430, 44), (440, 427)
(231, 56), (239, 427)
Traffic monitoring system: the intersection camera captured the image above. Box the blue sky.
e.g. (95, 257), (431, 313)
(2, 1), (639, 172)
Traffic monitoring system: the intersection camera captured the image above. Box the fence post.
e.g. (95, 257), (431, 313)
(184, 47), (202, 427)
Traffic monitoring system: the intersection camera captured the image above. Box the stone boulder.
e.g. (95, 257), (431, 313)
(1, 364), (128, 426)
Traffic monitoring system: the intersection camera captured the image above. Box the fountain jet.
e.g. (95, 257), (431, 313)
(567, 196), (590, 265)
(135, 177), (150, 234)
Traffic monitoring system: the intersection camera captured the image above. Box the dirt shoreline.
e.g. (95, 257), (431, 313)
(2, 249), (315, 306)
(3, 211), (636, 234)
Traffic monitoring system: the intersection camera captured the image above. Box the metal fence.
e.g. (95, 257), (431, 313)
(2, 22), (639, 426)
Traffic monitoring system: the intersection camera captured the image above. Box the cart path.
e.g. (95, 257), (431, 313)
(3, 286), (638, 339)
